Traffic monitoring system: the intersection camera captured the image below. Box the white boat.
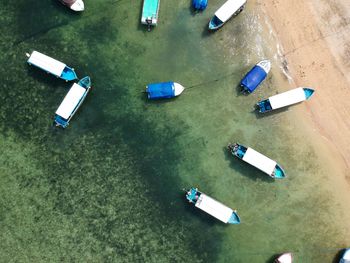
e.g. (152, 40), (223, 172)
(59, 0), (85, 12)
(186, 188), (240, 224)
(208, 0), (247, 30)
(275, 253), (293, 263)
(54, 76), (91, 128)
(26, 51), (78, 81)
(257, 87), (315, 113)
(340, 248), (350, 263)
(228, 143), (286, 179)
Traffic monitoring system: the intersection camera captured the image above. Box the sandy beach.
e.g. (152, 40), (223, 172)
(260, 0), (350, 193)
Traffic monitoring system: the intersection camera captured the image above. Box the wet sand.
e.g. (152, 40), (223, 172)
(260, 0), (350, 235)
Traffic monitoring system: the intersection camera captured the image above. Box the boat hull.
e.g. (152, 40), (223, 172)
(146, 82), (184, 100)
(228, 143), (286, 179)
(208, 0), (246, 30)
(141, 0), (160, 30)
(240, 60), (271, 93)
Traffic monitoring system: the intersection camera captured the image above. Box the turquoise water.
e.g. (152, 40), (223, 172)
(0, 0), (349, 262)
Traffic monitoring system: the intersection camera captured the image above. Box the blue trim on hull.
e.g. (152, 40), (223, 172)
(303, 88), (314, 99)
(54, 76), (91, 129)
(228, 211), (241, 224)
(257, 99), (272, 113)
(61, 66), (78, 81)
(209, 16), (223, 30)
(273, 164), (286, 179)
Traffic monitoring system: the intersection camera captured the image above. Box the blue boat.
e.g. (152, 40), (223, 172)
(186, 188), (240, 224)
(26, 51), (78, 82)
(228, 143), (286, 179)
(141, 0), (160, 31)
(208, 0), (246, 30)
(54, 76), (91, 128)
(240, 60), (271, 94)
(192, 0), (208, 11)
(257, 87), (315, 113)
(145, 81), (185, 100)
(340, 248), (350, 263)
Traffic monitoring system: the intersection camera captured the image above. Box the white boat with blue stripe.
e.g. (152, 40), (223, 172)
(228, 143), (286, 179)
(54, 76), (91, 128)
(141, 0), (160, 31)
(257, 87), (315, 113)
(26, 51), (78, 82)
(186, 188), (241, 224)
(209, 0), (246, 30)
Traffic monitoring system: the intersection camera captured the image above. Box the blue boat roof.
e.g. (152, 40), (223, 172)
(240, 65), (267, 93)
(193, 0), (207, 10)
(146, 82), (175, 99)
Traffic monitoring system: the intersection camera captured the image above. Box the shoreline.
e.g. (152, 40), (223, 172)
(259, 0), (350, 233)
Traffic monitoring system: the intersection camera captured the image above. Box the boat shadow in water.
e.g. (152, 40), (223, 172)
(140, 91), (181, 105)
(332, 249), (346, 263)
(251, 106), (289, 119)
(180, 192), (227, 226)
(26, 66), (65, 89)
(223, 146), (274, 183)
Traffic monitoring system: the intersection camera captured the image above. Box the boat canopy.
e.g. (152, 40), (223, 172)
(242, 148), (277, 175)
(28, 51), (66, 77)
(147, 82), (174, 99)
(195, 193), (233, 223)
(269, 88), (308, 110)
(55, 83), (86, 120)
(192, 0), (208, 10)
(215, 0), (246, 22)
(341, 249), (350, 263)
(241, 65), (267, 93)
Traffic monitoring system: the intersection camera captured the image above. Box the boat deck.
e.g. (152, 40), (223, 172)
(141, 0), (160, 26)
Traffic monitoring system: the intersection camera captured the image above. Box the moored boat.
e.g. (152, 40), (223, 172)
(54, 76), (91, 128)
(240, 60), (271, 94)
(26, 51), (78, 82)
(186, 188), (241, 224)
(59, 0), (85, 12)
(192, 0), (208, 11)
(340, 248), (350, 263)
(275, 253), (293, 263)
(141, 0), (160, 31)
(146, 81), (185, 99)
(257, 87), (315, 113)
(228, 143), (286, 179)
(208, 0), (246, 30)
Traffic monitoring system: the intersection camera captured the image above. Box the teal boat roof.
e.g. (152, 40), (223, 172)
(142, 0), (159, 18)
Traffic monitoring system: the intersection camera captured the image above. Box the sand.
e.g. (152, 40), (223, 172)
(259, 0), (350, 235)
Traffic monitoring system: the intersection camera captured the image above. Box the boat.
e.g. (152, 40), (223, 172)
(141, 0), (160, 31)
(257, 87), (315, 113)
(192, 0), (208, 11)
(186, 188), (241, 224)
(145, 81), (185, 99)
(275, 253), (293, 263)
(208, 0), (246, 30)
(340, 248), (350, 263)
(26, 51), (78, 82)
(59, 0), (85, 12)
(227, 143), (286, 179)
(240, 60), (271, 94)
(54, 76), (91, 128)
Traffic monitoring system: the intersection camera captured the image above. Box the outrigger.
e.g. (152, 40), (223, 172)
(186, 187), (241, 224)
(54, 76), (91, 128)
(141, 0), (160, 31)
(26, 51), (78, 81)
(228, 143), (286, 179)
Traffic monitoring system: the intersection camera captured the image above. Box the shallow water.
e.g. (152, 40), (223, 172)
(0, 0), (348, 262)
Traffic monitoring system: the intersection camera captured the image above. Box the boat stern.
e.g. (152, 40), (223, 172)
(54, 115), (69, 128)
(70, 0), (85, 11)
(208, 16), (224, 30)
(186, 188), (199, 203)
(257, 99), (273, 113)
